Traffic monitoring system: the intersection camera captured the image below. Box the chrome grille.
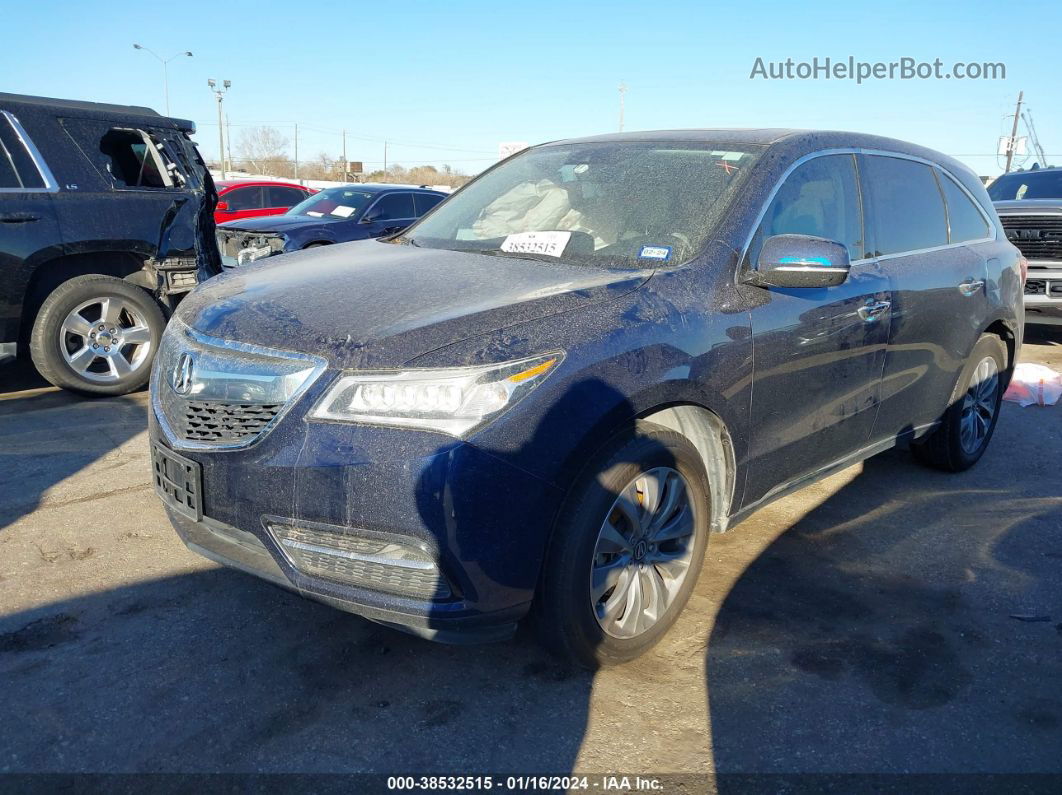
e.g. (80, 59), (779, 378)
(1001, 215), (1062, 261)
(151, 317), (326, 450)
(180, 401), (282, 443)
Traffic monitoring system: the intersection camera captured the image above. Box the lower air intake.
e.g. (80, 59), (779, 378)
(267, 522), (451, 600)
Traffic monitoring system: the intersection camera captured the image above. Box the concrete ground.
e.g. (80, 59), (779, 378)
(1, 329), (1060, 776)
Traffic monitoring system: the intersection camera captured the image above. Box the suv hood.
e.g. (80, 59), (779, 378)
(218, 214), (347, 233)
(993, 199), (1062, 213)
(176, 239), (651, 368)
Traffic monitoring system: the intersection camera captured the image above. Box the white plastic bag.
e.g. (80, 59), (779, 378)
(1002, 362), (1062, 407)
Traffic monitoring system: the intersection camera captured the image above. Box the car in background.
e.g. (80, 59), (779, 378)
(0, 92), (219, 395)
(153, 129), (1022, 667)
(215, 183), (447, 267)
(988, 166), (1062, 326)
(214, 180), (315, 224)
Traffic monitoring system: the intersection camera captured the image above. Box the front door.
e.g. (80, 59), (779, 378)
(742, 153), (891, 507)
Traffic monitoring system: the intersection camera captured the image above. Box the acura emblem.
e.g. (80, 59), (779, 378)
(172, 353), (194, 395)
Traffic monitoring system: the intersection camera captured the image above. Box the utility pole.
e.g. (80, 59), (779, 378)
(207, 79), (231, 176)
(1022, 108), (1048, 168)
(383, 141), (388, 175)
(1004, 90), (1024, 173)
(342, 129), (347, 181)
(133, 44), (192, 116)
(618, 82), (627, 132)
(226, 114), (232, 172)
(294, 122), (299, 182)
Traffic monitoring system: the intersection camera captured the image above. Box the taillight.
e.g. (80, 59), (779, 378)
(1018, 255), (1029, 285)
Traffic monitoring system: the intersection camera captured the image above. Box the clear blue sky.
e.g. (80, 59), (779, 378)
(3, 0), (1059, 177)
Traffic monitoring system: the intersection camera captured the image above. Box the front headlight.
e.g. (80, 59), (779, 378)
(308, 353), (563, 436)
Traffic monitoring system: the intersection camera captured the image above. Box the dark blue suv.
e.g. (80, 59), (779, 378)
(215, 183), (447, 267)
(150, 130), (1023, 667)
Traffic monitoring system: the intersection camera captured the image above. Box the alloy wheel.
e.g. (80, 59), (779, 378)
(59, 296), (153, 383)
(959, 356), (999, 455)
(590, 467), (698, 639)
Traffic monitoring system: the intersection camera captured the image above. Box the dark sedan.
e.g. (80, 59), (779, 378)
(215, 183), (447, 267)
(151, 129), (1023, 668)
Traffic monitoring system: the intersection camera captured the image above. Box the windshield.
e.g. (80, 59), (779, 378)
(288, 186), (374, 218)
(401, 141), (762, 267)
(987, 170), (1062, 201)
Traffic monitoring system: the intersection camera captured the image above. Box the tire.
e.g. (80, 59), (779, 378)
(912, 334), (1007, 472)
(534, 422), (711, 668)
(29, 274), (165, 397)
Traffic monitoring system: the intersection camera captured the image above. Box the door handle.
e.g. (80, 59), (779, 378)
(0, 212), (41, 223)
(958, 279), (985, 297)
(857, 300), (891, 322)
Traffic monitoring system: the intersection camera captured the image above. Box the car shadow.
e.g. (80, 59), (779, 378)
(0, 357), (148, 531)
(706, 442), (1062, 777)
(0, 566), (592, 772)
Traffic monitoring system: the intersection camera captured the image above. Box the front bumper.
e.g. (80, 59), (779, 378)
(149, 398), (564, 642)
(1024, 265), (1062, 325)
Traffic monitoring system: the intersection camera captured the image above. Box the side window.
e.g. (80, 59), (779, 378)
(99, 128), (174, 188)
(862, 156), (948, 256)
(749, 154), (863, 266)
(225, 187), (264, 211)
(368, 192), (415, 221)
(267, 186), (307, 208)
(0, 113), (47, 190)
(939, 172), (990, 243)
(414, 193), (444, 216)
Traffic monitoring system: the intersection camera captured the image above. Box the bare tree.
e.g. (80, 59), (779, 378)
(236, 126), (292, 176)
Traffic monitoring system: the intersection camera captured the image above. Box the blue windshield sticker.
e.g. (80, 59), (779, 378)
(639, 245), (672, 261)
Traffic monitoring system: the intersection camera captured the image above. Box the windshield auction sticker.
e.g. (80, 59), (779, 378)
(500, 231), (572, 257)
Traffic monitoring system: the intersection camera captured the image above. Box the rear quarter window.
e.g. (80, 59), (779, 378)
(862, 155), (948, 256)
(939, 172), (990, 243)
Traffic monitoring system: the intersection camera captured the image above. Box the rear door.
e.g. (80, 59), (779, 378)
(861, 154), (993, 438)
(264, 185), (309, 217)
(414, 192), (444, 218)
(0, 109), (63, 346)
(742, 153), (892, 506)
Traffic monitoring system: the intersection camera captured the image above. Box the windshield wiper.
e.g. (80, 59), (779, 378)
(474, 248), (561, 264)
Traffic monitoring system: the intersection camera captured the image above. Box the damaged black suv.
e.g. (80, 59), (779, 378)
(0, 93), (220, 395)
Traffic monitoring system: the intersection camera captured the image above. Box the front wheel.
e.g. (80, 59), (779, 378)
(912, 334), (1007, 472)
(29, 274), (165, 396)
(534, 423), (711, 668)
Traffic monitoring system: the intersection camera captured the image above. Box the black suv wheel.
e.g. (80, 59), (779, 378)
(912, 333), (1008, 471)
(534, 423), (711, 668)
(29, 274), (165, 396)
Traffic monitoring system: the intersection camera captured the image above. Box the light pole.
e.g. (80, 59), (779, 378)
(207, 79), (231, 177)
(132, 44), (192, 115)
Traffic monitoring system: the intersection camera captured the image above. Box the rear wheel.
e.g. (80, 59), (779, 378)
(534, 423), (711, 668)
(29, 274), (165, 396)
(912, 334), (1007, 471)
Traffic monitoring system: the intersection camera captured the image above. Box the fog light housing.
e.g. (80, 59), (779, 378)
(266, 520), (451, 600)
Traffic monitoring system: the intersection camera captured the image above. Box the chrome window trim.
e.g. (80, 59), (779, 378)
(151, 317), (328, 452)
(0, 111), (59, 193)
(738, 147), (998, 275)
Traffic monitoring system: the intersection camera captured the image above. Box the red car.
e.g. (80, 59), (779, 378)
(213, 180), (316, 224)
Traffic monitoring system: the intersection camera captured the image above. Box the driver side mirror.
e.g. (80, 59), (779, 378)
(360, 210), (380, 224)
(745, 234), (851, 288)
(216, 201), (231, 212)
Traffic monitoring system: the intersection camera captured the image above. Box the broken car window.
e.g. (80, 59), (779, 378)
(99, 128), (178, 189)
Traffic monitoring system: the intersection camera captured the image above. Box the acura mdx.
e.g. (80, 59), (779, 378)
(149, 129), (1023, 667)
